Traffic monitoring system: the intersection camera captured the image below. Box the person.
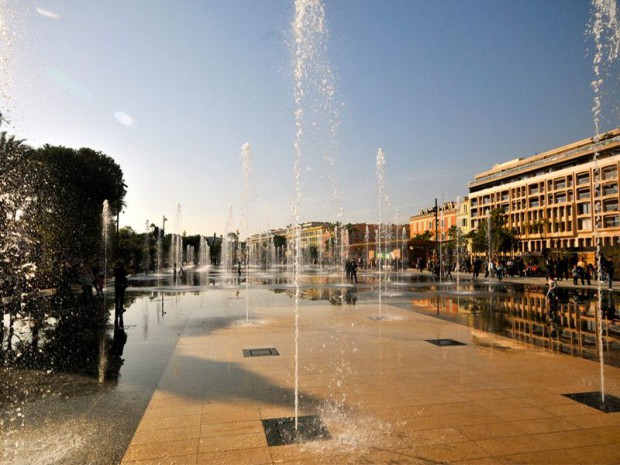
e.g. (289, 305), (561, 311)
(350, 259), (358, 283)
(577, 257), (586, 285)
(605, 256), (614, 289)
(113, 259), (128, 328)
(585, 262), (593, 286)
(79, 263), (94, 304)
(473, 257), (481, 280)
(572, 265), (579, 285)
(237, 260), (242, 283)
(92, 264), (104, 298)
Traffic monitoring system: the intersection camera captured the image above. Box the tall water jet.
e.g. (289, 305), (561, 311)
(99, 200), (111, 384)
(589, 0), (620, 402)
(456, 197), (461, 292)
(292, 0), (337, 430)
(143, 220), (150, 274)
(240, 142), (253, 321)
(365, 224), (370, 269)
(376, 148), (390, 318)
(101, 201), (111, 288)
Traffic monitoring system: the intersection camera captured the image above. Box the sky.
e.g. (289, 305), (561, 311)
(2, 0), (619, 238)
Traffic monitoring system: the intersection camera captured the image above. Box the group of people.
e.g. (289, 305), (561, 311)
(569, 256), (615, 289)
(344, 259), (358, 283)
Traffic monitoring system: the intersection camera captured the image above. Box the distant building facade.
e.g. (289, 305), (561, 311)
(467, 127), (620, 255)
(409, 201), (457, 242)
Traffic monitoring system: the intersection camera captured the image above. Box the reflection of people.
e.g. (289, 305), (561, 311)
(111, 328), (127, 357)
(107, 328), (127, 380)
(114, 259), (128, 328)
(603, 292), (616, 320)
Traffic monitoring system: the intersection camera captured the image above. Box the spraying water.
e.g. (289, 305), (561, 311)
(376, 148), (389, 319)
(98, 200), (111, 384)
(589, 0), (620, 403)
(240, 142), (253, 322)
(292, 0), (337, 430)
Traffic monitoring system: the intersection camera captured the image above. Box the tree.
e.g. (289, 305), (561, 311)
(414, 231), (433, 241)
(468, 208), (518, 256)
(33, 145), (127, 266)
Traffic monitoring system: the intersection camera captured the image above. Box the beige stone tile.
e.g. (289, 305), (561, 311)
(565, 444), (620, 465)
(500, 449), (579, 465)
(401, 427), (469, 446)
(452, 457), (510, 465)
(588, 425), (620, 442)
(410, 440), (490, 463)
(407, 401), (482, 417)
(122, 438), (199, 462)
(200, 420), (264, 438)
(563, 412), (620, 428)
(474, 435), (555, 456)
(533, 429), (608, 449)
(137, 414), (202, 432)
(122, 454), (197, 465)
(198, 432), (266, 453)
(491, 406), (554, 422)
(509, 417), (580, 434)
(458, 421), (528, 441)
(195, 447), (272, 465)
(132, 425), (202, 445)
(141, 404), (203, 420)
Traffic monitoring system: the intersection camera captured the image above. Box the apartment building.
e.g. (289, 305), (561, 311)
(409, 201), (457, 242)
(467, 127), (620, 254)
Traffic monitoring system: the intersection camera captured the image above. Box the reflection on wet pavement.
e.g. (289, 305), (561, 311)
(1, 268), (618, 464)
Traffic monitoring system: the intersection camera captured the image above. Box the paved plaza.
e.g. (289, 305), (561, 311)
(119, 290), (620, 465)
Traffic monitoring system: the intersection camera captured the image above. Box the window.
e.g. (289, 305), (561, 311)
(578, 218), (592, 231)
(603, 183), (618, 196)
(603, 199), (619, 212)
(530, 198), (540, 207)
(577, 203), (591, 215)
(554, 179), (566, 190)
(603, 215), (620, 228)
(577, 173), (589, 185)
(602, 165), (618, 181)
(577, 189), (590, 200)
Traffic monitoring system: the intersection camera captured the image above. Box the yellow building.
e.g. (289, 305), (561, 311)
(468, 127), (620, 254)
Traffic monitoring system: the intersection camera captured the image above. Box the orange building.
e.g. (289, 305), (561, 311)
(409, 200), (457, 243)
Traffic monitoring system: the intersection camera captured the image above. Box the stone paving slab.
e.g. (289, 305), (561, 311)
(121, 301), (620, 464)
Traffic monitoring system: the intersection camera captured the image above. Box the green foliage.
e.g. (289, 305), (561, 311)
(33, 145), (127, 265)
(468, 208), (519, 255)
(414, 230), (433, 241)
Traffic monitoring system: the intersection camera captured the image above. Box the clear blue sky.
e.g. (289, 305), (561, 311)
(3, 0), (618, 237)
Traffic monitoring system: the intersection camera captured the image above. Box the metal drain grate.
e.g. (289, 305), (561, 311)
(425, 338), (466, 347)
(563, 392), (620, 413)
(262, 415), (331, 446)
(243, 348), (280, 357)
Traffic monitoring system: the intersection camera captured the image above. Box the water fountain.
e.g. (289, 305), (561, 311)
(375, 148), (388, 319)
(240, 142), (253, 322)
(576, 0), (620, 409)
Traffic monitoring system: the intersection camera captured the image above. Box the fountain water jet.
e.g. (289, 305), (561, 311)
(240, 142), (253, 322)
(589, 0), (620, 403)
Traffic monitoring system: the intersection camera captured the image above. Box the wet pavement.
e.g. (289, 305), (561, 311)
(1, 269), (619, 464)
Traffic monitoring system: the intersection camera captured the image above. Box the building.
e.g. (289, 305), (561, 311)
(409, 200), (457, 242)
(467, 127), (620, 256)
